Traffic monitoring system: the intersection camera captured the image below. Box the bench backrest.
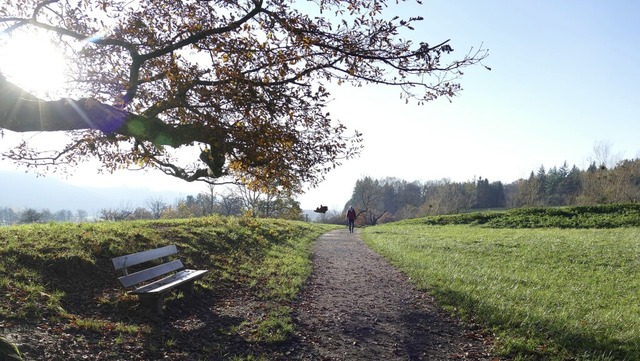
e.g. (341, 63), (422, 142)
(112, 245), (178, 271)
(112, 245), (184, 289)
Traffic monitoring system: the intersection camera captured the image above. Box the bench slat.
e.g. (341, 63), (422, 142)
(112, 245), (178, 271)
(118, 259), (184, 288)
(132, 269), (209, 294)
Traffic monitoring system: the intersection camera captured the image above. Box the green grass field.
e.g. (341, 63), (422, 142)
(362, 224), (640, 360)
(2, 205), (639, 360)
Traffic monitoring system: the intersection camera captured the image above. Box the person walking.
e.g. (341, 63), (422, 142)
(346, 206), (357, 233)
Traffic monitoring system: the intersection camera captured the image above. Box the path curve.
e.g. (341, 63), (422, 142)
(283, 229), (496, 360)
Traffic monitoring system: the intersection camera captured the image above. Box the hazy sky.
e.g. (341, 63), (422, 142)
(1, 1), (639, 213)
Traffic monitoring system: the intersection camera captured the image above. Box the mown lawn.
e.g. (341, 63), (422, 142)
(362, 224), (640, 360)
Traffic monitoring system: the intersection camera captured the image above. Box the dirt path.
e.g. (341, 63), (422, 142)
(281, 229), (496, 360)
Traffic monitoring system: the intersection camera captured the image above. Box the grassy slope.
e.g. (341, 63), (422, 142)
(0, 216), (338, 359)
(363, 205), (640, 361)
(408, 203), (640, 228)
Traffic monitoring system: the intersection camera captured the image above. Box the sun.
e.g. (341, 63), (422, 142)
(0, 29), (68, 99)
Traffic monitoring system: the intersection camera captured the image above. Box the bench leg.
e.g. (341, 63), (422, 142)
(135, 280), (198, 314)
(178, 281), (195, 297)
(140, 295), (164, 314)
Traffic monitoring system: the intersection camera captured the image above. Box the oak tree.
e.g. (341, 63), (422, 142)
(0, 0), (487, 192)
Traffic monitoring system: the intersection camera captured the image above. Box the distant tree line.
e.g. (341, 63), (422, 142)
(0, 208), (89, 225)
(334, 157), (640, 226)
(3, 144), (636, 226)
(0, 184), (304, 225)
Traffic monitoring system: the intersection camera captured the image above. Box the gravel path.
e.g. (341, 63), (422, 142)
(283, 229), (496, 360)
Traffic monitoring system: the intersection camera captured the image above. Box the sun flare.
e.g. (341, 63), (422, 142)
(0, 30), (68, 99)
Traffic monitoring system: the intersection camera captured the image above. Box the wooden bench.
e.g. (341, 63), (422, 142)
(111, 245), (208, 314)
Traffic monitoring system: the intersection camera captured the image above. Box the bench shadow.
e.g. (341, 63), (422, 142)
(94, 285), (284, 360)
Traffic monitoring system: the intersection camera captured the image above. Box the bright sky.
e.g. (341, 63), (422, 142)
(299, 0), (640, 211)
(1, 0), (639, 213)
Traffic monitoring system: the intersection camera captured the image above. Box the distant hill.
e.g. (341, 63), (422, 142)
(0, 171), (187, 216)
(1, 171), (340, 220)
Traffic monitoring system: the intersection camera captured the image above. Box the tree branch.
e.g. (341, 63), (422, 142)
(0, 75), (207, 147)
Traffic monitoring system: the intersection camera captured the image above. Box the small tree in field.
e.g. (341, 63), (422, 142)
(0, 0), (487, 193)
(145, 197), (168, 219)
(99, 204), (134, 221)
(214, 191), (244, 216)
(19, 208), (44, 224)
